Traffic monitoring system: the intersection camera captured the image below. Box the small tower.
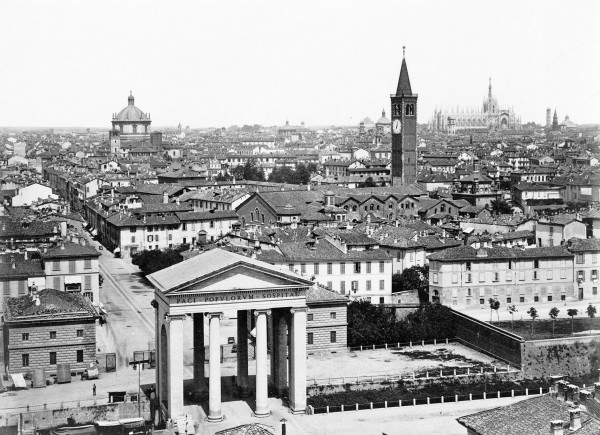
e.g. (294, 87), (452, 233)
(552, 109), (559, 130)
(546, 108), (551, 128)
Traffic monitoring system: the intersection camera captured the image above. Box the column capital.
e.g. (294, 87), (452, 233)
(290, 307), (308, 314)
(205, 312), (224, 320)
(254, 309), (271, 317)
(165, 313), (187, 323)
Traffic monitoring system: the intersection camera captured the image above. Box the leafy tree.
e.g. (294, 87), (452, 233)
(527, 307), (539, 337)
(359, 177), (377, 188)
(507, 305), (517, 329)
(132, 244), (190, 277)
(488, 298), (500, 322)
(215, 172), (232, 182)
(231, 161), (265, 182)
(549, 307), (560, 337)
(567, 308), (579, 334)
(490, 198), (513, 215)
(587, 304), (597, 335)
(392, 265), (429, 304)
(267, 163), (316, 184)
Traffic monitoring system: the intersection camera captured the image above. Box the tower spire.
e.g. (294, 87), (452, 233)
(488, 78), (492, 98)
(396, 47), (412, 96)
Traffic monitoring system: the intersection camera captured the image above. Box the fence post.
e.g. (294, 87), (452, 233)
(360, 346), (362, 351)
(453, 369), (457, 378)
(427, 397), (430, 404)
(356, 403), (358, 411)
(410, 341), (412, 348)
(507, 364), (510, 372)
(341, 405), (344, 412)
(483, 392), (486, 400)
(385, 343), (388, 349)
(326, 406), (329, 414)
(497, 391), (500, 399)
(370, 402), (373, 410)
(426, 371), (429, 379)
(441, 396), (444, 403)
(397, 342), (400, 348)
(467, 368), (470, 375)
(413, 398), (416, 406)
(412, 372), (415, 380)
(469, 393), (472, 401)
(446, 338), (449, 344)
(455, 394), (458, 402)
(526, 388), (529, 396)
(440, 370), (443, 378)
(539, 387), (543, 395)
(434, 339), (437, 345)
(373, 344), (375, 350)
(511, 390), (514, 397)
(399, 400), (402, 407)
(422, 340), (425, 347)
(494, 365), (497, 373)
(385, 401), (388, 408)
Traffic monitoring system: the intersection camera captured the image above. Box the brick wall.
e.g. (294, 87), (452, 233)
(6, 320), (96, 373)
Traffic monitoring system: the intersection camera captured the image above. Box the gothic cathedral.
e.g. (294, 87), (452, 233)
(391, 48), (418, 185)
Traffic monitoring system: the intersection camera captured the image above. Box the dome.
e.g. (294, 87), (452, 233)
(113, 92), (150, 122)
(376, 109), (390, 125)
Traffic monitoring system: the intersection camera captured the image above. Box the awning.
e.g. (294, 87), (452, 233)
(65, 275), (82, 284)
(10, 373), (27, 389)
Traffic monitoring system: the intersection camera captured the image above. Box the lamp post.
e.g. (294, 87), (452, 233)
(130, 359), (151, 417)
(280, 418), (287, 435)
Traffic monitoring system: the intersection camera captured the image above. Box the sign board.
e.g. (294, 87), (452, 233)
(170, 288), (305, 305)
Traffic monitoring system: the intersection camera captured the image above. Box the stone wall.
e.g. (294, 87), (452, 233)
(6, 320), (96, 373)
(521, 335), (600, 378)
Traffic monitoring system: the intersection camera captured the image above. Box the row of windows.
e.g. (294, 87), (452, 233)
(22, 350), (84, 367)
(433, 269), (570, 284)
(343, 202), (417, 213)
(307, 312), (337, 321)
(577, 270), (599, 282)
(22, 330), (83, 341)
(289, 261), (386, 275)
(575, 253), (598, 264)
(52, 259), (93, 272)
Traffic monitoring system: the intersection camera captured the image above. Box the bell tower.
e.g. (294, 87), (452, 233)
(391, 47), (418, 185)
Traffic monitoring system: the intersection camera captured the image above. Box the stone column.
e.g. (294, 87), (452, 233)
(254, 309), (271, 417)
(206, 312), (224, 422)
(193, 313), (206, 396)
(166, 314), (185, 418)
(289, 307), (307, 414)
(273, 311), (288, 396)
(236, 310), (249, 396)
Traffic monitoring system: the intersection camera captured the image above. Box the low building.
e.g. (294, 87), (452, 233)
(3, 289), (97, 373)
(536, 216), (586, 247)
(305, 284), (348, 353)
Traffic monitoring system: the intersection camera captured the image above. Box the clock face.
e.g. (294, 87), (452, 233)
(392, 119), (402, 134)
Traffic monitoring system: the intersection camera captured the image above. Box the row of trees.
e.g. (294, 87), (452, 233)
(131, 244), (189, 277)
(347, 300), (453, 347)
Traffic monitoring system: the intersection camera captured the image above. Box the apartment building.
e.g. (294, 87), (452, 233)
(568, 238), (600, 300)
(429, 246), (575, 308)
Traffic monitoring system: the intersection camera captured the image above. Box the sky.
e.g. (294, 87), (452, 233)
(0, 0), (599, 128)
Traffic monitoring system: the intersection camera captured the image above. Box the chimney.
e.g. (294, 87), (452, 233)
(569, 407), (581, 431)
(60, 241), (65, 250)
(24, 250), (28, 260)
(10, 256), (16, 269)
(549, 420), (564, 435)
(163, 192), (168, 204)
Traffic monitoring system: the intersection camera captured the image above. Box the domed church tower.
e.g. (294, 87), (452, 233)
(111, 91), (152, 141)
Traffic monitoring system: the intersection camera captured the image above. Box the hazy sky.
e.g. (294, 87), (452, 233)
(1, 0), (599, 128)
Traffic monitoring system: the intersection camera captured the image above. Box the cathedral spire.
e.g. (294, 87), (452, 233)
(396, 47), (412, 96)
(488, 78), (492, 98)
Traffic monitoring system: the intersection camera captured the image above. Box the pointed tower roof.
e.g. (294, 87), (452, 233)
(395, 47), (412, 96)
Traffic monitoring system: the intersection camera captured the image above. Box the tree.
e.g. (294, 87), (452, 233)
(359, 177), (377, 188)
(527, 307), (539, 337)
(488, 298), (500, 322)
(490, 198), (513, 215)
(507, 305), (517, 329)
(392, 265), (429, 304)
(132, 244), (190, 277)
(549, 307), (560, 338)
(587, 304), (597, 335)
(567, 308), (579, 334)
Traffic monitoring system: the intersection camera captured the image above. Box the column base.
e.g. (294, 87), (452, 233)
(252, 410), (271, 419)
(206, 414), (224, 423)
(289, 407), (306, 415)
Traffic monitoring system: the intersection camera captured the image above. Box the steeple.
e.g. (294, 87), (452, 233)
(395, 46), (412, 96)
(128, 91), (134, 106)
(488, 77), (492, 98)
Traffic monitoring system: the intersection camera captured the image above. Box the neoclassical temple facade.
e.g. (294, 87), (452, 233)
(148, 249), (314, 421)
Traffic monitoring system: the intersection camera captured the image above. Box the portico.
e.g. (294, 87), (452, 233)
(148, 249), (313, 421)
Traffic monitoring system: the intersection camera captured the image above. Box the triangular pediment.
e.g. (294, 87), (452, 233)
(167, 263), (309, 295)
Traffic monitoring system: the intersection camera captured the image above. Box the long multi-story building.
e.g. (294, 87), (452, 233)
(429, 246), (575, 308)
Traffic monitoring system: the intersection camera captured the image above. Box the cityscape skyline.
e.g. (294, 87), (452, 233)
(0, 0), (599, 128)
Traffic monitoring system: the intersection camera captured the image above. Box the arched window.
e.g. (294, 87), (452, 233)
(370, 204), (374, 211)
(250, 212), (254, 222)
(353, 205), (357, 212)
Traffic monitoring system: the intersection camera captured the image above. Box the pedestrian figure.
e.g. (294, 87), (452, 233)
(93, 383), (96, 396)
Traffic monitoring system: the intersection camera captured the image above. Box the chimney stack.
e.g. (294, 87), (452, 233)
(163, 192), (168, 204)
(569, 407), (581, 431)
(550, 420), (564, 435)
(10, 256), (16, 269)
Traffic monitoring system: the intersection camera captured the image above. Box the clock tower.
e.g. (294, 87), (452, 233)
(391, 47), (418, 185)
